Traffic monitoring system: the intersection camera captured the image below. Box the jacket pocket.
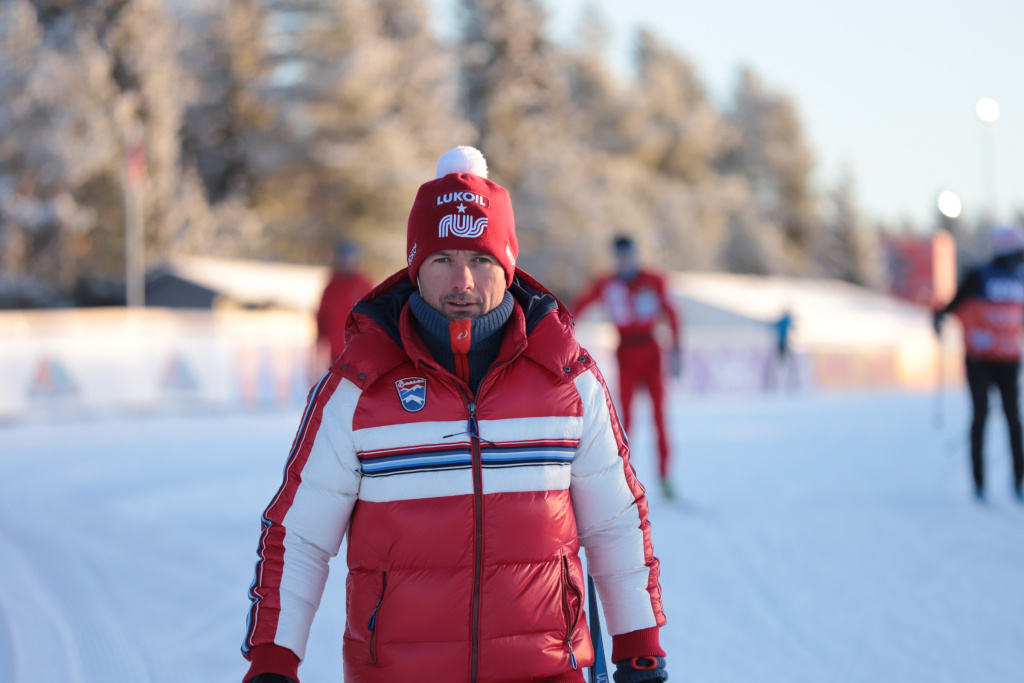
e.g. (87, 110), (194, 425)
(367, 570), (387, 665)
(561, 555), (583, 669)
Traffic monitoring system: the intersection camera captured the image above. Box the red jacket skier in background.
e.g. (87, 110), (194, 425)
(315, 241), (373, 368)
(571, 236), (682, 498)
(242, 148), (668, 683)
(934, 224), (1024, 502)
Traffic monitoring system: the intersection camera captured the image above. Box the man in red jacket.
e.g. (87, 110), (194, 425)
(571, 237), (682, 498)
(314, 241), (373, 370)
(242, 148), (668, 683)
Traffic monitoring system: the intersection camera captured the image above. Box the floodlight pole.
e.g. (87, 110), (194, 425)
(976, 98), (999, 227)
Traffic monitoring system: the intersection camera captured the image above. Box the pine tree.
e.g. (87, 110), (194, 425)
(0, 0), (882, 303)
(627, 30), (731, 185)
(815, 170), (880, 287)
(458, 0), (561, 177)
(723, 67), (818, 274)
(103, 0), (190, 264)
(207, 0), (464, 273)
(0, 0), (200, 301)
(456, 0), (598, 294)
(620, 30), (744, 273)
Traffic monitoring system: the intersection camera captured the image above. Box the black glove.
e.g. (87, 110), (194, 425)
(613, 655), (668, 683)
(245, 674), (296, 683)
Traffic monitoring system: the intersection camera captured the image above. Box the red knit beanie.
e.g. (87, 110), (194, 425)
(406, 147), (519, 288)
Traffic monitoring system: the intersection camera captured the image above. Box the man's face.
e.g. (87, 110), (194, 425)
(418, 250), (507, 320)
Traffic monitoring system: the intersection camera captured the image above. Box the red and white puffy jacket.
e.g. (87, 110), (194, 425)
(243, 269), (666, 683)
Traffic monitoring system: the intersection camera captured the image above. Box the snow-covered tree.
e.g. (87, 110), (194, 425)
(0, 0), (883, 305)
(206, 0), (466, 272)
(723, 67), (819, 274)
(627, 30), (733, 185)
(618, 30), (746, 273)
(815, 170), (881, 287)
(455, 0), (595, 293)
(459, 0), (560, 173)
(0, 0), (203, 302)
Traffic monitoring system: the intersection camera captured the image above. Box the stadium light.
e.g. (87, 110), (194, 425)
(976, 98), (999, 225)
(976, 97), (1000, 124)
(937, 191), (962, 219)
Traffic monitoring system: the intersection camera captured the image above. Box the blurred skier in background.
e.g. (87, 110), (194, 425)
(314, 240), (373, 373)
(934, 224), (1024, 502)
(571, 236), (682, 498)
(766, 308), (797, 391)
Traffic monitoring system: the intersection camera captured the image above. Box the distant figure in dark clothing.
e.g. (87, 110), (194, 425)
(773, 310), (793, 359)
(934, 224), (1024, 502)
(765, 309), (797, 391)
(315, 241), (373, 371)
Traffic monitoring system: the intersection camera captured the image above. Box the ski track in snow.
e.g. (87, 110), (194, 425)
(2, 391), (1024, 682)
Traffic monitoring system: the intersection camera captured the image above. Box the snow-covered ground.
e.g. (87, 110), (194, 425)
(2, 387), (1023, 683)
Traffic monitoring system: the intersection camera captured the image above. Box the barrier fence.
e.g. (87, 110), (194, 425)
(0, 308), (963, 422)
(0, 308), (315, 421)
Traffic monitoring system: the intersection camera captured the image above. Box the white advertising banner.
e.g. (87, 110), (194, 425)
(0, 308), (317, 421)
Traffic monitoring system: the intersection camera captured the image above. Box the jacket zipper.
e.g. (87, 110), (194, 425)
(435, 346), (524, 683)
(468, 400), (483, 683)
(367, 570), (387, 665)
(562, 555), (583, 670)
(465, 346), (524, 682)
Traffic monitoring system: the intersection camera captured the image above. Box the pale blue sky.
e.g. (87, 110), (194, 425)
(429, 0), (1024, 230)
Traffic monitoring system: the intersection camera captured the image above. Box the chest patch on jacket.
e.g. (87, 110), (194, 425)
(395, 377), (428, 412)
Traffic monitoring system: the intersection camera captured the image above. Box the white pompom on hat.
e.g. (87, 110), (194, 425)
(435, 146), (489, 179)
(991, 224), (1024, 257)
(406, 147), (518, 287)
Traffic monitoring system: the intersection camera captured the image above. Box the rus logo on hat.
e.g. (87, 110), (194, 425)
(439, 214), (488, 239)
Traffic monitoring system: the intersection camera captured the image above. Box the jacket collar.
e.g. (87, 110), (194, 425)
(342, 268), (578, 385)
(397, 296), (529, 375)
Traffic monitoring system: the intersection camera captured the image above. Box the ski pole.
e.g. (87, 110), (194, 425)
(587, 574), (609, 683)
(934, 324), (944, 429)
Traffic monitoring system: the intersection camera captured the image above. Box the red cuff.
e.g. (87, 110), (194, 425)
(243, 644), (300, 683)
(611, 626), (665, 664)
